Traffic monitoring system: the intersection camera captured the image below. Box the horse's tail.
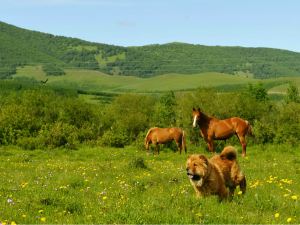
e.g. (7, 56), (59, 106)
(182, 130), (187, 153)
(144, 128), (155, 150)
(245, 120), (254, 137)
(220, 146), (237, 161)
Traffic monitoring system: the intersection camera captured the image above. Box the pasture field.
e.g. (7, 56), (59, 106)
(1, 144), (299, 224)
(268, 77), (300, 94)
(13, 66), (295, 94)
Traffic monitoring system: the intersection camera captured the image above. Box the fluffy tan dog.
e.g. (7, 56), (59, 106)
(210, 146), (246, 197)
(186, 146), (246, 200)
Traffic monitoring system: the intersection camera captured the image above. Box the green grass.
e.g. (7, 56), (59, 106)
(268, 77), (300, 94)
(1, 144), (299, 224)
(14, 66), (296, 94)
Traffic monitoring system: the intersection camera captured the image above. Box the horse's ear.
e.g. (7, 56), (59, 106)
(192, 107), (196, 111)
(197, 107), (201, 112)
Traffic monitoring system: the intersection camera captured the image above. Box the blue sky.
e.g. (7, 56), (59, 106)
(1, 0), (300, 52)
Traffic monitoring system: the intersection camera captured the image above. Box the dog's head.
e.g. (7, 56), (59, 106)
(186, 154), (209, 187)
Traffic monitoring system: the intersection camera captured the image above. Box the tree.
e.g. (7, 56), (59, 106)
(285, 83), (299, 103)
(246, 83), (269, 102)
(154, 91), (177, 127)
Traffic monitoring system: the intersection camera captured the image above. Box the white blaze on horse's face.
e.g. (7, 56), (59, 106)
(193, 115), (198, 128)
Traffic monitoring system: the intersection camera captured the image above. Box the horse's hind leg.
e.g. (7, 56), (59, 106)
(237, 134), (247, 157)
(207, 138), (215, 153)
(175, 140), (182, 154)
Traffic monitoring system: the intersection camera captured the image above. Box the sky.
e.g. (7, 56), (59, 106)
(1, 0), (300, 52)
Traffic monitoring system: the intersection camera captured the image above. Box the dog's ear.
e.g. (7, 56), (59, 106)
(199, 155), (208, 165)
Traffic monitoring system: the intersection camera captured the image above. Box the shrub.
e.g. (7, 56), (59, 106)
(129, 157), (148, 169)
(17, 136), (41, 150)
(38, 122), (79, 149)
(134, 131), (147, 151)
(99, 127), (129, 148)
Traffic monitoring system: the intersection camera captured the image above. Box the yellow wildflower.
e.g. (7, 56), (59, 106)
(40, 217), (46, 222)
(11, 221), (17, 225)
(287, 217), (292, 223)
(291, 195), (298, 200)
(250, 180), (260, 188)
(102, 196), (107, 200)
(237, 191), (243, 195)
(195, 212), (202, 217)
(20, 182), (28, 188)
(274, 213), (280, 218)
(38, 209), (44, 213)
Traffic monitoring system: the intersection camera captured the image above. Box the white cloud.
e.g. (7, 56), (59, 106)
(116, 21), (136, 28)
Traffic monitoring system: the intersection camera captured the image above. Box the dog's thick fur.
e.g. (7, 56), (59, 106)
(186, 146), (246, 200)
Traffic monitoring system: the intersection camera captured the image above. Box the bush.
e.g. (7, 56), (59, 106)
(17, 136), (41, 150)
(38, 122), (79, 149)
(253, 120), (276, 144)
(99, 127), (129, 148)
(129, 157), (148, 169)
(134, 131), (147, 151)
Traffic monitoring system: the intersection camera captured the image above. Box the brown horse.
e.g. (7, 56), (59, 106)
(192, 108), (252, 157)
(144, 127), (187, 154)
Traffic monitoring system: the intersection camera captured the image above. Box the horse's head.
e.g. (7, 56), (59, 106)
(192, 108), (201, 127)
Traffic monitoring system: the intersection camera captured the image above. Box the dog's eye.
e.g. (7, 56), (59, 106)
(193, 163), (197, 167)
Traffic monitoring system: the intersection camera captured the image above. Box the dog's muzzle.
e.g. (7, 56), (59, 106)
(187, 172), (201, 181)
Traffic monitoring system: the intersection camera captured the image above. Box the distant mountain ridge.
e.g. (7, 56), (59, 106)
(1, 21), (300, 79)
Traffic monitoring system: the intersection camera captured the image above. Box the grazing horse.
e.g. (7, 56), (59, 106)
(192, 108), (252, 157)
(144, 127), (187, 154)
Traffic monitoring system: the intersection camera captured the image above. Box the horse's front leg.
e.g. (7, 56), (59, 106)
(145, 141), (150, 154)
(156, 143), (160, 155)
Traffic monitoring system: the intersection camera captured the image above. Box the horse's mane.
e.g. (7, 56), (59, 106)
(199, 110), (213, 124)
(145, 127), (158, 139)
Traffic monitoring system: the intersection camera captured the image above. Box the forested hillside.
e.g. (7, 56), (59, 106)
(0, 21), (124, 78)
(1, 21), (300, 79)
(118, 43), (300, 78)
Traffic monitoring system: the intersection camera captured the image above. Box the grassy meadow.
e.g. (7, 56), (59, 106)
(14, 66), (297, 94)
(1, 144), (299, 224)
(3, 65), (299, 224)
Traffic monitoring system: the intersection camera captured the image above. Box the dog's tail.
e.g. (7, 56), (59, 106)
(221, 146), (246, 194)
(220, 146), (237, 161)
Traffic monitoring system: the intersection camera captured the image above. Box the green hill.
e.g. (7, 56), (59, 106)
(1, 21), (300, 79)
(0, 21), (124, 78)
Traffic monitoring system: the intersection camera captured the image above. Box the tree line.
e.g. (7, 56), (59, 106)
(0, 79), (299, 151)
